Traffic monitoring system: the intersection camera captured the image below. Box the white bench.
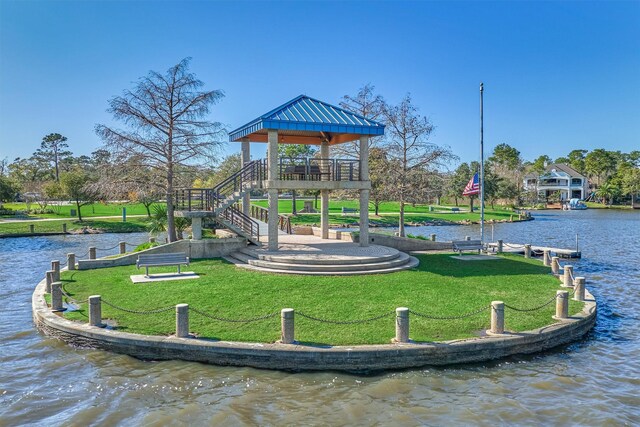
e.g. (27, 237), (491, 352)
(136, 253), (190, 277)
(452, 240), (483, 255)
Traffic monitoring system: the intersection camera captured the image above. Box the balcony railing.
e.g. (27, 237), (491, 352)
(278, 158), (360, 181)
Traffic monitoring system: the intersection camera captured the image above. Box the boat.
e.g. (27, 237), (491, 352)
(563, 198), (588, 210)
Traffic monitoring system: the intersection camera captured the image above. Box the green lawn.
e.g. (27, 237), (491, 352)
(0, 218), (149, 235)
(58, 254), (581, 345)
(1, 202), (160, 219)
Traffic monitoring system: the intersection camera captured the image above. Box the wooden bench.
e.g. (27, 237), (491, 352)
(452, 240), (484, 255)
(451, 207), (460, 213)
(341, 207), (359, 215)
(136, 253), (190, 277)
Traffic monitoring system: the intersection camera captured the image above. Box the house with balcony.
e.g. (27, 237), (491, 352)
(524, 163), (589, 202)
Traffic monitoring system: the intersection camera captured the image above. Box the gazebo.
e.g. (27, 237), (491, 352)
(176, 95), (385, 251)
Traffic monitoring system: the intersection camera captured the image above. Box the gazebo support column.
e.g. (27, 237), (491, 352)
(267, 130), (279, 250)
(320, 140), (330, 239)
(241, 138), (251, 217)
(359, 136), (370, 247)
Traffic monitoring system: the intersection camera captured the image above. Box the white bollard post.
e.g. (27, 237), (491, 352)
(555, 290), (569, 320)
(176, 304), (189, 338)
(119, 241), (126, 254)
(543, 250), (551, 267)
(490, 301), (505, 334)
(89, 295), (103, 327)
(551, 257), (560, 275)
(67, 253), (76, 270)
(524, 244), (532, 259)
(563, 265), (574, 287)
(149, 237), (156, 244)
(281, 308), (295, 344)
(51, 282), (64, 312)
(574, 277), (586, 302)
(51, 260), (60, 282)
(395, 307), (410, 343)
(45, 270), (55, 293)
(497, 239), (503, 254)
(89, 247), (97, 260)
(29, 224), (35, 233)
(465, 236), (471, 241)
(430, 234), (436, 242)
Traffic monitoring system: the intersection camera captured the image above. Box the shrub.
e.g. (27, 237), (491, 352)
(134, 242), (159, 252)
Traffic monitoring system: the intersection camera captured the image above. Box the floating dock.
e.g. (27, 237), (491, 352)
(486, 242), (581, 259)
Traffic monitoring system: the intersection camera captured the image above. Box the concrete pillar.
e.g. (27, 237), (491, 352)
(29, 224), (34, 233)
(543, 250), (551, 267)
(430, 234), (436, 242)
(149, 236), (156, 244)
(395, 307), (410, 343)
(267, 189), (279, 251)
(267, 130), (278, 181)
(551, 257), (560, 274)
(563, 265), (574, 287)
(67, 253), (76, 270)
(497, 239), (503, 254)
(51, 260), (60, 282)
(119, 241), (126, 254)
(89, 247), (97, 260)
(281, 308), (295, 344)
(574, 277), (586, 302)
(524, 244), (531, 259)
(51, 282), (64, 312)
(89, 295), (102, 327)
(490, 301), (505, 334)
(321, 190), (329, 239)
(359, 189), (370, 247)
(45, 270), (55, 293)
(241, 138), (251, 217)
(176, 304), (189, 338)
(191, 217), (203, 240)
(359, 136), (370, 181)
(555, 290), (569, 319)
(62, 223), (67, 233)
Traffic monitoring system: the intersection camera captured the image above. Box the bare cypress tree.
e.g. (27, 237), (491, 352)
(336, 83), (386, 158)
(96, 58), (225, 241)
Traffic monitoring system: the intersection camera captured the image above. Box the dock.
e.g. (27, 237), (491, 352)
(486, 242), (581, 259)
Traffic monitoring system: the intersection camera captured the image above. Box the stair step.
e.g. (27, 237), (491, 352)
(234, 255), (419, 276)
(256, 251), (400, 265)
(247, 252), (413, 272)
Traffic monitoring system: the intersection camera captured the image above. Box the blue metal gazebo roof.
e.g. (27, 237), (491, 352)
(229, 95), (385, 145)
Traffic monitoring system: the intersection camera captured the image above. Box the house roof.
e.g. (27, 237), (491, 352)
(545, 163), (587, 179)
(228, 95), (385, 145)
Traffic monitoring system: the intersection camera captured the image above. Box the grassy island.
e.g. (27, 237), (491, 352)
(58, 254), (582, 345)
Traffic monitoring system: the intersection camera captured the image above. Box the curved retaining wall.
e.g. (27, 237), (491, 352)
(32, 279), (597, 372)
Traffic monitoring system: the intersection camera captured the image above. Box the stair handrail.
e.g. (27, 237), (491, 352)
(249, 203), (292, 234)
(219, 204), (260, 242)
(211, 160), (264, 210)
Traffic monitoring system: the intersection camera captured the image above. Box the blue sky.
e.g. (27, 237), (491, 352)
(1, 0), (638, 167)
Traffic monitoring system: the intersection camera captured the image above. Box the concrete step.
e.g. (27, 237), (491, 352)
(254, 250), (401, 265)
(246, 251), (413, 272)
(233, 255), (420, 276)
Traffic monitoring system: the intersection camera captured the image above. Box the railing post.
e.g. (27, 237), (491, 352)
(430, 234), (436, 242)
(176, 304), (190, 338)
(45, 270), (55, 293)
(188, 189), (192, 211)
(89, 295), (103, 327)
(490, 301), (505, 334)
(574, 277), (586, 302)
(551, 257), (560, 274)
(394, 307), (410, 343)
(51, 282), (64, 312)
(30, 224), (35, 233)
(554, 290), (569, 320)
(51, 260), (60, 282)
(543, 250), (551, 266)
(497, 239), (503, 254)
(89, 247), (97, 260)
(119, 241), (126, 254)
(563, 265), (574, 287)
(62, 223), (67, 233)
(67, 253), (76, 270)
(524, 244), (531, 259)
(281, 308), (295, 344)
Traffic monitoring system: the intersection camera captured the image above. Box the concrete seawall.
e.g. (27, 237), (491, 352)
(32, 278), (596, 372)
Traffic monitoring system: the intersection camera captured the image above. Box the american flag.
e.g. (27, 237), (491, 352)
(462, 172), (480, 196)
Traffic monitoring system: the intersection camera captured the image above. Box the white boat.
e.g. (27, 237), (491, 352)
(564, 198), (588, 210)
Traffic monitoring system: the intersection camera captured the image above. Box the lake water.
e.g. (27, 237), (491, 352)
(1, 210), (639, 425)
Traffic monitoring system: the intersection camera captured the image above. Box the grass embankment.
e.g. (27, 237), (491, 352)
(252, 200), (517, 226)
(0, 218), (149, 236)
(1, 202), (160, 219)
(59, 254), (582, 345)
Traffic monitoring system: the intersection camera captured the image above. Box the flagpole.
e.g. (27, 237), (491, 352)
(480, 82), (485, 244)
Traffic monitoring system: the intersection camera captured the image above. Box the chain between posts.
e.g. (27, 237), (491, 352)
(190, 307), (280, 323)
(101, 298), (174, 315)
(60, 285), (89, 305)
(409, 305), (490, 320)
(296, 310), (395, 325)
